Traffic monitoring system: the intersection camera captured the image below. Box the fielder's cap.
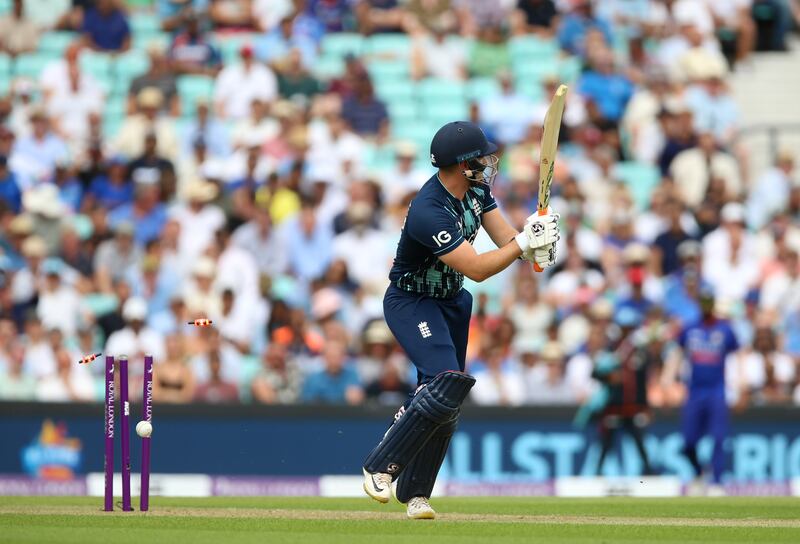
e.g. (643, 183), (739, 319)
(721, 202), (745, 223)
(430, 121), (497, 168)
(122, 297), (148, 321)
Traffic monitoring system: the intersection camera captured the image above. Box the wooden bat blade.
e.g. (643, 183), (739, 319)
(537, 84), (568, 214)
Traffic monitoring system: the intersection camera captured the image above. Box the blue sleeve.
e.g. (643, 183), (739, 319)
(405, 200), (464, 256)
(345, 366), (361, 388)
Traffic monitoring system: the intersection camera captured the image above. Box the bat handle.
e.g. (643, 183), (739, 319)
(532, 207), (547, 273)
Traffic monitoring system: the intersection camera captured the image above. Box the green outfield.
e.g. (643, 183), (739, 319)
(1, 496), (799, 543)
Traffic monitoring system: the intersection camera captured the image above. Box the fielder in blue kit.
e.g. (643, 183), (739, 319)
(361, 122), (561, 519)
(673, 291), (739, 492)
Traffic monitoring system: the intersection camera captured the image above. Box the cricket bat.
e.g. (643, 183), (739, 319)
(533, 84), (568, 273)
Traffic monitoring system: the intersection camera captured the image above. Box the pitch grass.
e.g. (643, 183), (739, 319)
(1, 496), (799, 544)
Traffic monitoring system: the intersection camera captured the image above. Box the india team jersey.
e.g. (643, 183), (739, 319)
(389, 174), (498, 299)
(678, 319), (740, 390)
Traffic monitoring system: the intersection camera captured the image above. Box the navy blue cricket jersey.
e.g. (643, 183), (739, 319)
(389, 174), (498, 299)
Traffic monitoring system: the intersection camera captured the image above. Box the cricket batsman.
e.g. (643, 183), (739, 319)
(664, 289), (739, 495)
(361, 121), (561, 518)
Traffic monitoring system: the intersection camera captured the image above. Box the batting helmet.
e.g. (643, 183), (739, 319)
(430, 121), (498, 168)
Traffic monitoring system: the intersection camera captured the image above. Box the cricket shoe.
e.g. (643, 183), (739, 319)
(707, 484), (727, 497)
(362, 468), (392, 503)
(406, 496), (436, 520)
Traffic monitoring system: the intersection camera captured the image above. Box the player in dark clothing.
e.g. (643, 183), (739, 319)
(361, 121), (561, 519)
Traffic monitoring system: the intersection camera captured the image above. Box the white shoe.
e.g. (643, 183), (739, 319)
(406, 496), (436, 520)
(707, 484), (727, 497)
(362, 468), (392, 503)
(686, 477), (707, 497)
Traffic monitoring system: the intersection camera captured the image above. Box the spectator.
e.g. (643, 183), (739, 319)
(410, 21), (467, 81)
(180, 99), (231, 158)
(85, 156), (134, 211)
(183, 256), (222, 317)
(232, 205), (288, 278)
(36, 259), (83, 338)
(106, 177), (168, 246)
(300, 340), (364, 404)
(251, 343), (302, 403)
(129, 43), (181, 117)
(747, 149), (795, 230)
(171, 178), (225, 262)
(365, 360), (412, 406)
(670, 132), (742, 209)
(468, 25), (511, 78)
(331, 202), (393, 292)
(169, 11), (222, 76)
(701, 202), (758, 303)
(209, 0), (256, 29)
(524, 341), (576, 405)
(93, 222), (142, 293)
(276, 49), (322, 100)
(105, 297), (167, 362)
(653, 199), (696, 277)
(153, 334), (195, 403)
(10, 108), (69, 190)
(557, 0), (613, 56)
(340, 76), (388, 137)
(214, 44), (278, 120)
(471, 344), (525, 406)
(0, 342), (36, 400)
(129, 132), (178, 199)
(577, 48), (634, 125)
(113, 88), (180, 162)
(736, 327), (795, 405)
(81, 0), (131, 53)
(283, 200), (334, 282)
(255, 15), (317, 69)
(0, 0), (40, 57)
(512, 0), (557, 36)
(36, 348), (95, 402)
(479, 71), (537, 145)
(760, 250), (800, 320)
(0, 155), (22, 213)
(194, 351), (239, 403)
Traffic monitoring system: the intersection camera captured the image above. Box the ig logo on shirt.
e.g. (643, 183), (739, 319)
(432, 230), (452, 247)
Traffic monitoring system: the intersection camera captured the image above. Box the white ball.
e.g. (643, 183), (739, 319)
(136, 420), (153, 438)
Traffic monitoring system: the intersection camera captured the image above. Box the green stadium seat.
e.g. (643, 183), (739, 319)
(80, 52), (112, 79)
(38, 32), (79, 55)
(416, 78), (465, 103)
(177, 75), (215, 117)
(13, 53), (54, 79)
(421, 99), (468, 126)
(613, 161), (661, 210)
(130, 13), (161, 35)
(392, 120), (437, 148)
(313, 55), (345, 81)
(0, 0), (9, 15)
(114, 50), (150, 84)
(558, 55), (583, 84)
(508, 36), (559, 62)
(387, 99), (418, 123)
(363, 143), (396, 174)
(374, 79), (413, 102)
(368, 33), (411, 58)
(366, 60), (410, 82)
(466, 77), (501, 102)
(514, 76), (544, 102)
(512, 57), (559, 83)
(133, 31), (170, 51)
(0, 53), (11, 76)
(321, 33), (364, 59)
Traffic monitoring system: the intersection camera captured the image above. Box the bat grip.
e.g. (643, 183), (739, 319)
(533, 207), (547, 273)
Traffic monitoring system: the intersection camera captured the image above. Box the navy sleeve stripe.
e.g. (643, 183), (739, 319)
(432, 234), (465, 256)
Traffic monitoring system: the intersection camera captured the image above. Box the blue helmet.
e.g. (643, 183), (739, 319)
(430, 121), (498, 168)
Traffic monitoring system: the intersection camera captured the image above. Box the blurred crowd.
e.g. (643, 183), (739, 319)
(0, 0), (799, 408)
